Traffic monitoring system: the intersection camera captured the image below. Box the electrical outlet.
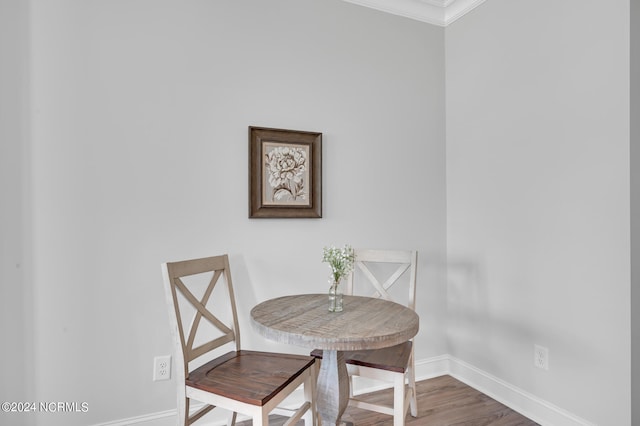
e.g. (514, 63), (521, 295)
(153, 355), (171, 381)
(534, 344), (549, 370)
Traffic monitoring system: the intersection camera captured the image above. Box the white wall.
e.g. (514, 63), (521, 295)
(446, 1), (630, 425)
(0, 1), (31, 425)
(25, 1), (446, 424)
(632, 0), (639, 422)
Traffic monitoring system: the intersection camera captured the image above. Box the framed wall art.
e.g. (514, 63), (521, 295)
(249, 126), (322, 218)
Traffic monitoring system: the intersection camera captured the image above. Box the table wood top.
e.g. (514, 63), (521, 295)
(250, 294), (419, 351)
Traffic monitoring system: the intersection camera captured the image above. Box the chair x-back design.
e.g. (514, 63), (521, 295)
(162, 254), (316, 426)
(347, 249), (418, 426)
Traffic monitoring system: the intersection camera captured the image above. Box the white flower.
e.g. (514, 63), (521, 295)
(322, 244), (355, 285)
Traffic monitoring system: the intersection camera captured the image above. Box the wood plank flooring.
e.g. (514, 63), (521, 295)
(238, 375), (539, 425)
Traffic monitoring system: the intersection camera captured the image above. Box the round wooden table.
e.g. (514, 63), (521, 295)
(250, 294), (419, 426)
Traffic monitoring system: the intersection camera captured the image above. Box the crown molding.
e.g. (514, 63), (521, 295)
(341, 0), (486, 26)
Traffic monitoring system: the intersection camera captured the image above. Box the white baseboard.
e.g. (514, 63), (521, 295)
(444, 356), (596, 426)
(91, 408), (179, 426)
(93, 354), (594, 426)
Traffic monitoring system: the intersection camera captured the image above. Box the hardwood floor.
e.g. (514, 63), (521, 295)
(238, 375), (539, 425)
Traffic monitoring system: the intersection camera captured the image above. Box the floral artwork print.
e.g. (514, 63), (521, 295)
(263, 143), (310, 205)
(249, 126), (321, 218)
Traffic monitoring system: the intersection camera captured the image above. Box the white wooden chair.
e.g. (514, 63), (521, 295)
(312, 249), (418, 426)
(162, 254), (317, 426)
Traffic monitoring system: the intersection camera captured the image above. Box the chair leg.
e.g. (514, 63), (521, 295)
(349, 374), (355, 398)
(253, 411), (269, 426)
(227, 411), (237, 426)
(408, 359), (417, 417)
(178, 396), (189, 426)
(303, 365), (318, 426)
(393, 374), (406, 426)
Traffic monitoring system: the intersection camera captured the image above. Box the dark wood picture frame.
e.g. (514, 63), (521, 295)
(249, 126), (322, 218)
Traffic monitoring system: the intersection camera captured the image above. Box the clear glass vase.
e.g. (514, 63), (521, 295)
(328, 279), (343, 312)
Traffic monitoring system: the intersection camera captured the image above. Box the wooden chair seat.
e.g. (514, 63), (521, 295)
(311, 342), (412, 373)
(188, 350), (316, 406)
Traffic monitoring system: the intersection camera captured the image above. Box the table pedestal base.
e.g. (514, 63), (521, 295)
(316, 350), (349, 426)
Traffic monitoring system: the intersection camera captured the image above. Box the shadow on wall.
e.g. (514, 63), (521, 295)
(226, 253), (308, 355)
(446, 257), (595, 389)
(447, 257), (494, 366)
